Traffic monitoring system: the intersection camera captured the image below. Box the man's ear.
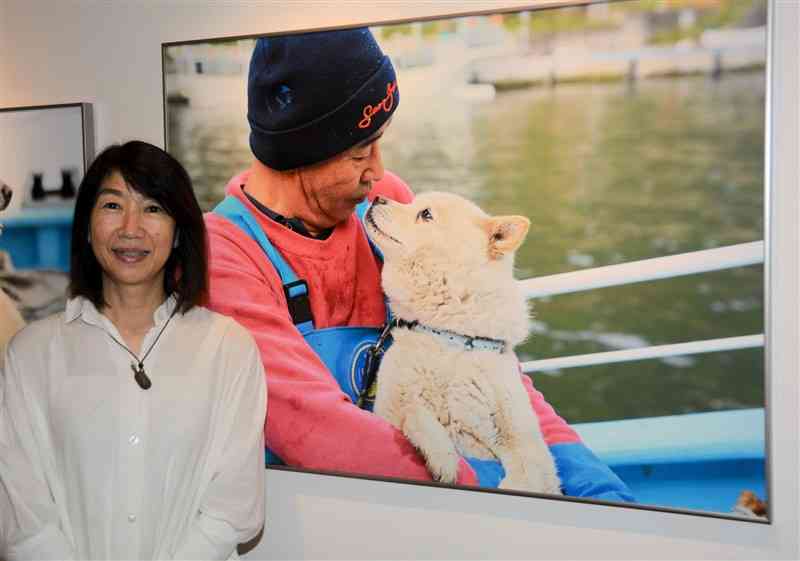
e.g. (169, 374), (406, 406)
(485, 215), (530, 260)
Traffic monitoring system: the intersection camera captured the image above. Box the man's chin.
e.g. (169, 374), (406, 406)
(345, 194), (368, 213)
(358, 182), (373, 199)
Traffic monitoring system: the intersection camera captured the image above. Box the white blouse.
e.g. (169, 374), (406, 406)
(0, 297), (267, 560)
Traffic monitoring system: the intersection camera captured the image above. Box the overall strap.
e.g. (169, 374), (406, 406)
(213, 196), (314, 334)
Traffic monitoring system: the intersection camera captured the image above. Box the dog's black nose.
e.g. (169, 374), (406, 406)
(373, 196), (388, 206)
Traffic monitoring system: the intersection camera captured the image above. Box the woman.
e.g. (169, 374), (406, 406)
(0, 141), (266, 560)
(0, 183), (26, 367)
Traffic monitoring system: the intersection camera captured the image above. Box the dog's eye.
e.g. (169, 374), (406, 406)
(416, 208), (434, 223)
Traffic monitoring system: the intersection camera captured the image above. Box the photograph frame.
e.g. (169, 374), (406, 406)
(161, 0), (770, 523)
(0, 101), (95, 194)
(0, 102), (94, 270)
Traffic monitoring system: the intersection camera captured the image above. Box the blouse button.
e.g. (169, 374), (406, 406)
(128, 514), (137, 523)
(128, 435), (140, 446)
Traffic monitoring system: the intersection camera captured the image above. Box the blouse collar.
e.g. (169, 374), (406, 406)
(65, 295), (179, 329)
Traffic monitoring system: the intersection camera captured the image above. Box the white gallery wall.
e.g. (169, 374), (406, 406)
(1, 1), (798, 559)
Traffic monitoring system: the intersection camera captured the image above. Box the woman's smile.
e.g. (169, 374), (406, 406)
(111, 246), (151, 263)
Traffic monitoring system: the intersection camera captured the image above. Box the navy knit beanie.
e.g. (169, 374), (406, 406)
(247, 27), (399, 171)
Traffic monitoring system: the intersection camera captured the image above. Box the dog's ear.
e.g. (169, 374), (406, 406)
(485, 215), (530, 260)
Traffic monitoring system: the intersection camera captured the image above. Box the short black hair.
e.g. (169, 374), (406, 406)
(69, 140), (207, 314)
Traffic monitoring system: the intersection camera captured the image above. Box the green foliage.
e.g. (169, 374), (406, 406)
(421, 21), (439, 38)
(380, 24), (413, 40)
(528, 5), (619, 35)
(503, 13), (523, 33)
(648, 0), (766, 45)
(648, 27), (702, 45)
(702, 0), (766, 28)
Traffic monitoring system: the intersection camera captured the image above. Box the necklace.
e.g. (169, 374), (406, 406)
(106, 307), (178, 390)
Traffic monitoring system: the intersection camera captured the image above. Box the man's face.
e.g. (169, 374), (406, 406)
(297, 122), (389, 230)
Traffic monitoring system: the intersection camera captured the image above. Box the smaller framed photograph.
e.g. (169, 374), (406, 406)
(0, 102), (94, 214)
(0, 103), (94, 270)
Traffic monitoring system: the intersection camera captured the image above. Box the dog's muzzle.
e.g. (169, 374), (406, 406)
(365, 203), (402, 246)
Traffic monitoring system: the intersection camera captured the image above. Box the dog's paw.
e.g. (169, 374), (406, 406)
(541, 474), (563, 495)
(500, 469), (561, 495)
(498, 474), (528, 492)
(425, 449), (460, 484)
(429, 460), (460, 484)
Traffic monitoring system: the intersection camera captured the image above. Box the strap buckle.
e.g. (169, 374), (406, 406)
(283, 279), (314, 327)
(356, 319), (397, 408)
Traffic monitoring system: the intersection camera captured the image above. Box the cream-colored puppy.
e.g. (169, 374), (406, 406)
(0, 183), (26, 368)
(365, 191), (560, 494)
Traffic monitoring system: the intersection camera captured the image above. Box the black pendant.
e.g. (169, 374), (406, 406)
(132, 362), (152, 390)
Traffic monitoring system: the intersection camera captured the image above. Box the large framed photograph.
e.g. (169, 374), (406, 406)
(163, 0), (767, 521)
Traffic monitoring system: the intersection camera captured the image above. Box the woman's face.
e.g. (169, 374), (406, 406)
(89, 171), (176, 299)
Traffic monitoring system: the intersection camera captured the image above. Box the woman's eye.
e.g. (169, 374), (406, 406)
(101, 201), (121, 210)
(144, 204), (164, 213)
(416, 208), (434, 222)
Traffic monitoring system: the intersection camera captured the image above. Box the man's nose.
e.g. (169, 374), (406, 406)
(365, 141), (385, 183)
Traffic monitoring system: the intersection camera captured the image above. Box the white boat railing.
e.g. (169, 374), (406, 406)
(522, 241), (763, 299)
(520, 241), (765, 374)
